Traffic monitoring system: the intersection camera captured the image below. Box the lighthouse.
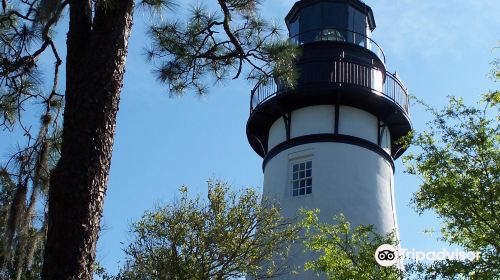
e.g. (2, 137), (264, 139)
(246, 0), (411, 278)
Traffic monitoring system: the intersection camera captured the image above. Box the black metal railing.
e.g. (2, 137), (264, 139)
(250, 59), (409, 115)
(290, 28), (386, 63)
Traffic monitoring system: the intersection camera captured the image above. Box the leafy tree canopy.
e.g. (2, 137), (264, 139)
(402, 69), (500, 278)
(104, 180), (300, 280)
(300, 210), (404, 280)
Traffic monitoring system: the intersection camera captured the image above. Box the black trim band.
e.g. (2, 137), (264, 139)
(262, 134), (395, 172)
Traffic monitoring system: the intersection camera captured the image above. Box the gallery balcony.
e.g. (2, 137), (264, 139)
(247, 47), (412, 159)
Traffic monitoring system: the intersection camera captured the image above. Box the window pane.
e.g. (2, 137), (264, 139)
(291, 160), (313, 197)
(300, 3), (322, 43)
(350, 7), (367, 36)
(323, 3), (348, 30)
(290, 16), (300, 38)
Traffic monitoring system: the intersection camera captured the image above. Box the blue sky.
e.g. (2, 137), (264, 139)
(97, 0), (500, 272)
(1, 0), (499, 276)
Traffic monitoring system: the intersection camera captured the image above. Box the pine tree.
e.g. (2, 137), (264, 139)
(1, 0), (297, 279)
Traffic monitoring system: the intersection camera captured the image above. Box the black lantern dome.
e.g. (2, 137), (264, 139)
(286, 0), (378, 59)
(247, 0), (412, 161)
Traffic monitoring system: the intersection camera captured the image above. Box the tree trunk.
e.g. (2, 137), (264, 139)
(41, 0), (134, 279)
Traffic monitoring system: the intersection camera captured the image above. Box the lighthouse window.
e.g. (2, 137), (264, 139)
(291, 161), (312, 196)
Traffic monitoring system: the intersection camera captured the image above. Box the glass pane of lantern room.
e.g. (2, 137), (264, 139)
(289, 17), (300, 44)
(349, 7), (367, 46)
(322, 3), (348, 42)
(300, 3), (322, 43)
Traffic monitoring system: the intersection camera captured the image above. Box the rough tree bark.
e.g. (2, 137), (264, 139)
(41, 0), (134, 279)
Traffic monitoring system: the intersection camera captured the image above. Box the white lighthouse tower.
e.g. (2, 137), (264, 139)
(246, 0), (411, 278)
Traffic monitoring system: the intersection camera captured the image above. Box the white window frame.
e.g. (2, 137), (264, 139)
(290, 159), (312, 197)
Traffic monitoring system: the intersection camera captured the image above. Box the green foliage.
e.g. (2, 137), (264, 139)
(1, 1), (67, 278)
(1, 0), (65, 129)
(403, 90), (500, 278)
(300, 210), (404, 280)
(0, 127), (61, 280)
(146, 0), (300, 95)
(139, 0), (177, 13)
(2, 0), (300, 279)
(491, 44), (500, 81)
(110, 180), (300, 280)
(36, 0), (64, 23)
